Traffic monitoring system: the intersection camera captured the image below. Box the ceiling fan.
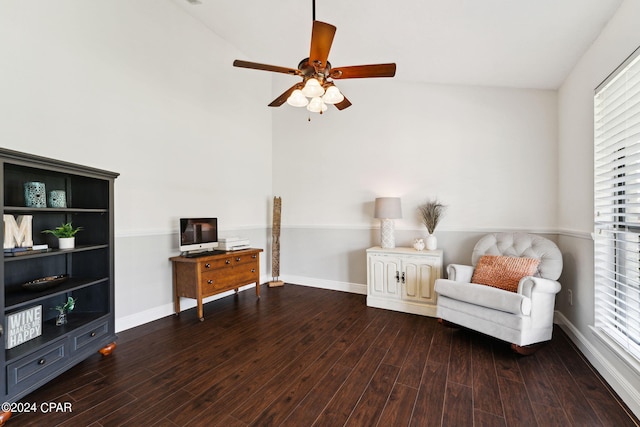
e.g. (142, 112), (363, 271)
(232, 4), (396, 114)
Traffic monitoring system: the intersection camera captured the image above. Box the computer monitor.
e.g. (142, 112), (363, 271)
(178, 218), (218, 254)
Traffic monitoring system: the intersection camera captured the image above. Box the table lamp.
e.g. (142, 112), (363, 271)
(374, 197), (402, 249)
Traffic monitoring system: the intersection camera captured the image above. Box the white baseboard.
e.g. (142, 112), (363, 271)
(115, 282), (260, 332)
(367, 295), (437, 317)
(281, 274), (367, 295)
(554, 311), (640, 418)
(115, 274), (360, 332)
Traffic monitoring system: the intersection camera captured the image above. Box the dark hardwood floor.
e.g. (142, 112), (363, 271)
(11, 284), (640, 426)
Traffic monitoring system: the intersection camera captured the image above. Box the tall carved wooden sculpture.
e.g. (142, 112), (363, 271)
(269, 196), (284, 287)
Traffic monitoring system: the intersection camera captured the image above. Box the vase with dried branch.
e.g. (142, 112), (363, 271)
(418, 199), (446, 250)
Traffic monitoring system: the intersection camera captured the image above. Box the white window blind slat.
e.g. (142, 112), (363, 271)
(594, 46), (640, 363)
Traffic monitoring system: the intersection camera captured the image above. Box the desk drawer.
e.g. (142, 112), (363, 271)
(7, 339), (68, 395)
(201, 272), (246, 294)
(200, 253), (258, 272)
(215, 266), (258, 288)
(201, 267), (258, 295)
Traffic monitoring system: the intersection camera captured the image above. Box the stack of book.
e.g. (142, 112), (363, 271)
(4, 244), (50, 257)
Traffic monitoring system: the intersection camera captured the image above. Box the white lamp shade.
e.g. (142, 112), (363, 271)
(374, 197), (402, 219)
(307, 96), (327, 113)
(301, 78), (325, 98)
(286, 89), (308, 107)
(322, 85), (344, 104)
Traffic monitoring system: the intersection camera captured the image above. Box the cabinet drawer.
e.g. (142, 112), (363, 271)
(201, 267), (258, 295)
(201, 258), (230, 272)
(200, 272), (225, 294)
(213, 267), (258, 289)
(7, 339), (68, 396)
(71, 320), (109, 353)
(199, 253), (258, 272)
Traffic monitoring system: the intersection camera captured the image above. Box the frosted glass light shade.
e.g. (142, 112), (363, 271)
(322, 85), (344, 104)
(307, 97), (327, 113)
(301, 78), (325, 98)
(286, 89), (308, 107)
(374, 197), (402, 219)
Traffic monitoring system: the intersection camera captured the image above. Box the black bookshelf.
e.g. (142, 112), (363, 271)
(1, 148), (118, 405)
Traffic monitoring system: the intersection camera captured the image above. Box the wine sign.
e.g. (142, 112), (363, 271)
(6, 305), (42, 349)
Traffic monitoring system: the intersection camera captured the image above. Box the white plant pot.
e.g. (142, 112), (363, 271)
(58, 237), (75, 249)
(425, 234), (437, 250)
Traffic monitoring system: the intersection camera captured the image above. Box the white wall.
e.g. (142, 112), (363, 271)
(0, 0), (273, 327)
(557, 0), (640, 415)
(272, 76), (558, 286)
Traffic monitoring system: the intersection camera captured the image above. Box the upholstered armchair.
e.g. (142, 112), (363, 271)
(434, 232), (562, 354)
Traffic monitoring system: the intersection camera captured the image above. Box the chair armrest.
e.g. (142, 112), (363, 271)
(447, 264), (474, 282)
(435, 279), (531, 315)
(518, 276), (561, 298)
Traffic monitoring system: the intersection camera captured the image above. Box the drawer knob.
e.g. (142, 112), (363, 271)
(38, 358), (46, 365)
(91, 332), (96, 337)
(207, 279), (213, 284)
(225, 259), (231, 264)
(205, 263), (211, 268)
(236, 257), (241, 262)
(252, 255), (257, 259)
(251, 269), (256, 273)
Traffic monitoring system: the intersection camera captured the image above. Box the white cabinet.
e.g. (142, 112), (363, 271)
(366, 247), (443, 317)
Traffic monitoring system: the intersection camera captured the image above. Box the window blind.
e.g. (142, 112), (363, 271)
(594, 46), (640, 362)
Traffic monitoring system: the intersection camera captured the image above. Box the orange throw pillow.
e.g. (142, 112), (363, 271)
(471, 255), (540, 292)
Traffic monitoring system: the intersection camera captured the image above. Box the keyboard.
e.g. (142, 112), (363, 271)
(183, 250), (227, 258)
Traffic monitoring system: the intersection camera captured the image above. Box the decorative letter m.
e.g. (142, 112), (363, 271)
(3, 215), (33, 249)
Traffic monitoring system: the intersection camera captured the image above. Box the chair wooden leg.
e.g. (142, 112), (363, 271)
(511, 342), (544, 356)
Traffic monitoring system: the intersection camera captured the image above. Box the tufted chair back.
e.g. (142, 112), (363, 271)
(471, 232), (563, 281)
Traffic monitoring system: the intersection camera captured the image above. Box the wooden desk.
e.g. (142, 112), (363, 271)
(170, 248), (263, 321)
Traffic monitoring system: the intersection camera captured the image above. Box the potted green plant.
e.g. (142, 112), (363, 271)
(42, 222), (82, 249)
(417, 199), (446, 250)
(52, 296), (76, 326)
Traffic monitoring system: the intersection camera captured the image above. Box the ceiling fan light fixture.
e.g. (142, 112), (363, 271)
(307, 96), (327, 113)
(301, 78), (325, 98)
(322, 85), (344, 104)
(286, 89), (309, 107)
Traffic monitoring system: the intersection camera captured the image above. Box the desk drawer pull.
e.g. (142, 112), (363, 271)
(252, 255), (257, 259)
(225, 260), (231, 264)
(90, 332), (96, 337)
(236, 257), (241, 262)
(251, 269), (256, 273)
(38, 359), (46, 365)
(205, 263), (211, 268)
(207, 279), (213, 284)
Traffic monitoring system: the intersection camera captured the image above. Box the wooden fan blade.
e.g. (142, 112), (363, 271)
(268, 83), (303, 107)
(309, 21), (336, 68)
(330, 63), (396, 79)
(233, 60), (302, 76)
(334, 96), (352, 111)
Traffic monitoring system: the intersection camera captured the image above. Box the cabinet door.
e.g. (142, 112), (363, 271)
(368, 255), (401, 297)
(402, 257), (438, 304)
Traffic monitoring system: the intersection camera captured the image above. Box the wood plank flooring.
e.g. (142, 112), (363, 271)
(11, 284), (640, 426)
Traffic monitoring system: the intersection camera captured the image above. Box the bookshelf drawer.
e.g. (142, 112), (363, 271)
(7, 339), (68, 396)
(71, 319), (109, 353)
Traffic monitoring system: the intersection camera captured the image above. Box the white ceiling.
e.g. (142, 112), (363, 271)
(171, 0), (622, 90)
